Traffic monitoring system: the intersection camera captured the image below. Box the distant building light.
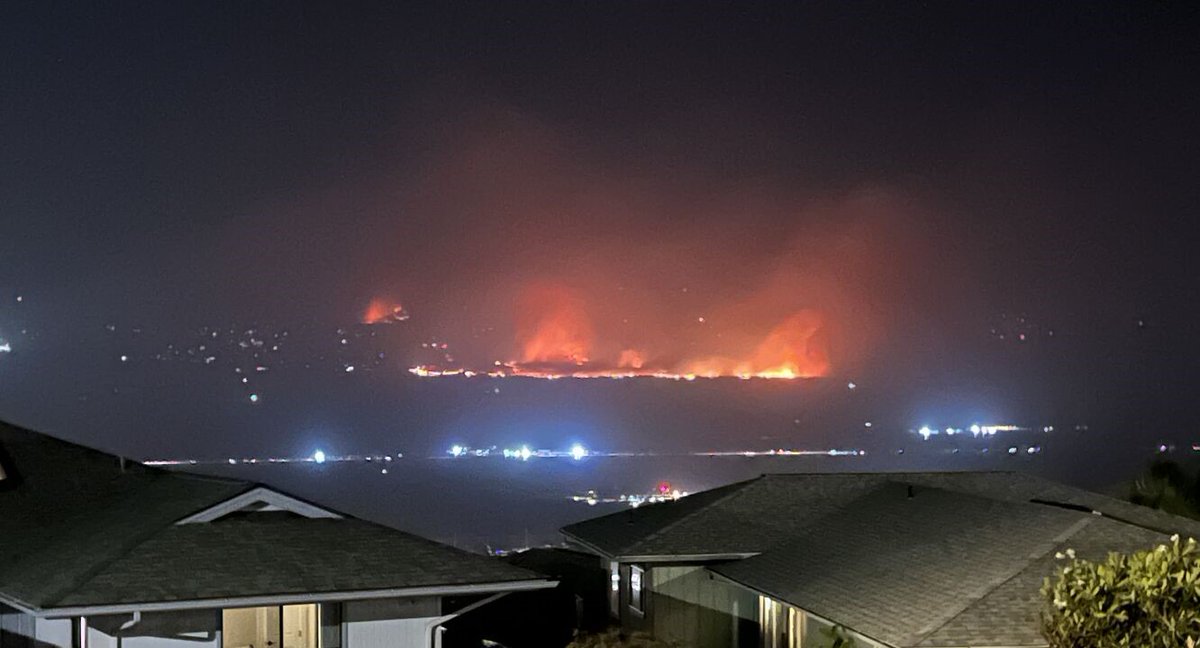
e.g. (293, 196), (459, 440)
(450, 445), (465, 457)
(313, 450), (327, 464)
(970, 424), (981, 435)
(918, 426), (935, 440)
(519, 446), (532, 461)
(570, 444), (587, 461)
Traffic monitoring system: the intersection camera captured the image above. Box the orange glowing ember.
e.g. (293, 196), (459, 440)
(362, 298), (409, 324)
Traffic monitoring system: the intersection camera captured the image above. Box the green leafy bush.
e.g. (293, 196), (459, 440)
(1041, 535), (1200, 647)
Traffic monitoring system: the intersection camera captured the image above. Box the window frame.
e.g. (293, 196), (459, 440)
(628, 565), (645, 615)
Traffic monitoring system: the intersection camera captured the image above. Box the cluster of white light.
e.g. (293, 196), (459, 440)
(501, 446), (535, 461)
(145, 450), (401, 466)
(572, 488), (690, 508)
(450, 444), (589, 461)
(0, 341), (10, 354)
(919, 423), (1024, 440)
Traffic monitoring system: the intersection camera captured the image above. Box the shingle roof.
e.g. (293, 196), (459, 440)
(712, 483), (1101, 647)
(561, 471), (1200, 558)
(0, 421), (546, 613)
(564, 471), (1200, 647)
(55, 514), (540, 607)
(915, 516), (1169, 648)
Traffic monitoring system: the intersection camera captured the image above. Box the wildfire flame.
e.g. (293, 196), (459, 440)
(362, 298), (409, 325)
(409, 284), (830, 380)
(515, 283), (592, 364)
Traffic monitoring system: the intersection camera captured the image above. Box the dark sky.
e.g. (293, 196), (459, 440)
(2, 1), (1199, 461)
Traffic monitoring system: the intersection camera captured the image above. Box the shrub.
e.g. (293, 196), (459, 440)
(1041, 535), (1200, 647)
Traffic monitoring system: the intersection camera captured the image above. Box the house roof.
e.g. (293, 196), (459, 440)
(561, 471), (1200, 558)
(710, 482), (1175, 648)
(0, 420), (548, 614)
(564, 471), (1200, 647)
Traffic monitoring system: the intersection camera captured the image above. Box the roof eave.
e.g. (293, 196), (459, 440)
(559, 529), (620, 559)
(617, 552), (760, 563)
(26, 579), (558, 618)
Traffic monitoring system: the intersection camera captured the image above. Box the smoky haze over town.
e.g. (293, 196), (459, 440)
(2, 2), (1200, 548)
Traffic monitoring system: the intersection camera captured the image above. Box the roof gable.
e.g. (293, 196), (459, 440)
(175, 486), (342, 524)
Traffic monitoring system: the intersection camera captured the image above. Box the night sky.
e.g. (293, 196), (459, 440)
(2, 2), (1200, 541)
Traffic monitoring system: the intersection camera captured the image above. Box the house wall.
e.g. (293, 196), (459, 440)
(649, 566), (756, 648)
(6, 595), (450, 648)
(342, 598), (439, 648)
(86, 610), (220, 648)
(1, 605), (38, 648)
(758, 596), (888, 648)
(33, 619), (71, 648)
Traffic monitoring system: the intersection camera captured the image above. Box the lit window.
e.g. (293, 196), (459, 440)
(630, 566), (644, 613)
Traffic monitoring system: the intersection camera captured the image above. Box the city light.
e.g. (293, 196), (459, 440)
(570, 444), (587, 461)
(312, 449), (326, 464)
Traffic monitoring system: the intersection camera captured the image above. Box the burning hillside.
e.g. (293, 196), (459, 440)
(409, 283), (831, 380)
(346, 114), (938, 384)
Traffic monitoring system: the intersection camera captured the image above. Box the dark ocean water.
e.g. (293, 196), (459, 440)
(0, 346), (1176, 551)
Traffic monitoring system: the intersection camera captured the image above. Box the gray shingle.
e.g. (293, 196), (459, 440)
(917, 518), (1170, 647)
(712, 483), (1089, 647)
(562, 472), (1200, 559)
(565, 471), (1200, 647)
(56, 514), (541, 607)
(1, 421), (546, 612)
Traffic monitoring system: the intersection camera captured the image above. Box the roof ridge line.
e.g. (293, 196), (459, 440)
(632, 476), (762, 552)
(910, 516), (1095, 646)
